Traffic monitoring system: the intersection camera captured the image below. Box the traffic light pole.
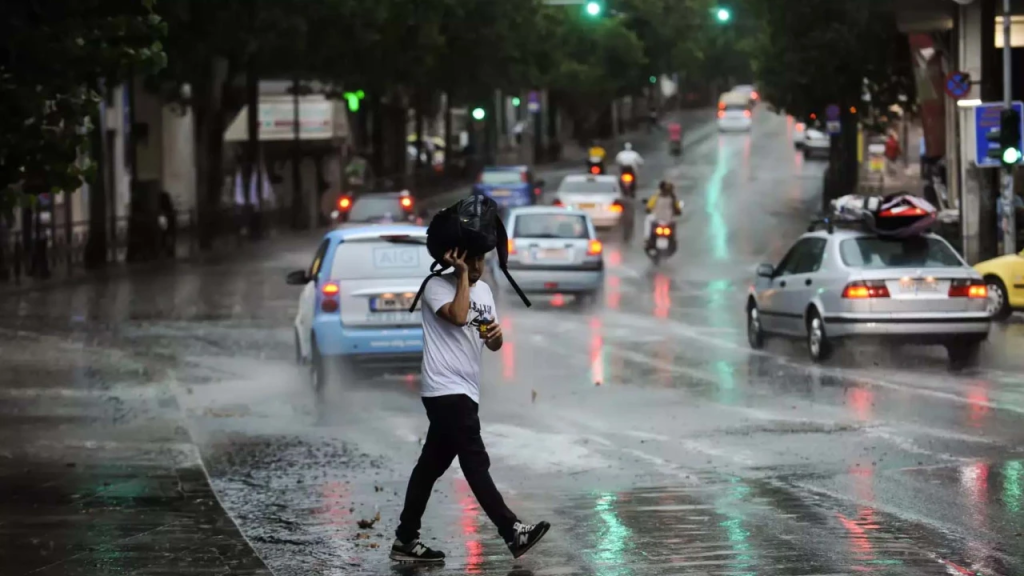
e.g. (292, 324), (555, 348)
(1002, 0), (1017, 254)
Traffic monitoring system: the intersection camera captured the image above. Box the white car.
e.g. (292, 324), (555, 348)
(497, 206), (604, 297)
(717, 103), (752, 132)
(803, 125), (831, 158)
(552, 174), (625, 228)
(286, 225), (431, 388)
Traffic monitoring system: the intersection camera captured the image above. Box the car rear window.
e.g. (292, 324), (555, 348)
(839, 237), (962, 269)
(724, 104), (749, 112)
(329, 239), (432, 280)
(513, 214), (589, 239)
(481, 171), (524, 185)
(557, 180), (619, 194)
(349, 197), (405, 223)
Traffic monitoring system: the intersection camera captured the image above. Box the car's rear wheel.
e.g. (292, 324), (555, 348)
(946, 337), (982, 370)
(311, 339), (326, 393)
(985, 275), (1012, 321)
(806, 310), (833, 363)
(747, 304), (764, 350)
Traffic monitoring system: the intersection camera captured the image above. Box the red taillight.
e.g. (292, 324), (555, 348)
(587, 240), (603, 255)
(842, 281), (890, 299)
(878, 206), (929, 218)
(553, 199), (564, 207)
(796, 122), (806, 131)
(338, 197), (352, 210)
(534, 187), (542, 196)
(321, 282), (340, 312)
(621, 173), (634, 184)
(655, 226), (672, 237)
(717, 110), (726, 119)
(718, 102), (726, 110)
(744, 110), (752, 118)
(751, 91), (759, 99)
(590, 165), (601, 175)
(949, 279), (987, 299)
(507, 239), (516, 254)
(609, 201), (624, 213)
(400, 196), (413, 209)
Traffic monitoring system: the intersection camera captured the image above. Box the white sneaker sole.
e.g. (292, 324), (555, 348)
(389, 550), (445, 564)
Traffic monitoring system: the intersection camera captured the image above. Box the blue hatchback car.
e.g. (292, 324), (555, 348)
(287, 225), (432, 388)
(472, 165), (544, 209)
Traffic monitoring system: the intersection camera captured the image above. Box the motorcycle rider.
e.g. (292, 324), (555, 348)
(644, 181), (681, 248)
(615, 142), (644, 172)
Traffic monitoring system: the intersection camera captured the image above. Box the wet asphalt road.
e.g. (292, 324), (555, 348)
(4, 108), (1024, 576)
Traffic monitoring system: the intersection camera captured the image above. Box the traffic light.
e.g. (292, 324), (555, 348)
(512, 97), (521, 107)
(343, 90), (365, 112)
(649, 75), (657, 84)
(585, 1), (602, 16)
(471, 107), (486, 121)
(1000, 108), (1022, 166)
(716, 7), (731, 22)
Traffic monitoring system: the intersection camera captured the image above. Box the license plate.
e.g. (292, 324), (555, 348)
(897, 279), (939, 294)
(578, 203), (597, 210)
(656, 238), (669, 249)
(371, 295), (414, 311)
(490, 189), (511, 197)
(533, 248), (570, 261)
(364, 312), (420, 324)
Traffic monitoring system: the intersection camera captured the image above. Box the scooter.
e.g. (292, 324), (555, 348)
(645, 221), (677, 264)
(669, 139), (682, 156)
(619, 166), (637, 197)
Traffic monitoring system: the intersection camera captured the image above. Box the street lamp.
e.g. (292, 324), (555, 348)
(716, 7), (731, 22)
(585, 1), (601, 16)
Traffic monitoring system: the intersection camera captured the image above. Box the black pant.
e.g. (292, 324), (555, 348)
(396, 394), (518, 543)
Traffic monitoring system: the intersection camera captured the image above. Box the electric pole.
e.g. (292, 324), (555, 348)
(1001, 0), (1017, 254)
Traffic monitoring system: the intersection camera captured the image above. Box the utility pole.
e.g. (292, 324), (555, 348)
(1001, 0), (1017, 254)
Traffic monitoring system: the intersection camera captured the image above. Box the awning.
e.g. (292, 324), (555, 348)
(224, 95), (349, 143)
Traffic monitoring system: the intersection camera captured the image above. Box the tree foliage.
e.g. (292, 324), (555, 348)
(0, 0), (166, 213)
(740, 0), (915, 123)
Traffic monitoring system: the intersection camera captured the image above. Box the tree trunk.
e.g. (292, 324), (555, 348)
(245, 56), (260, 239)
(415, 92), (425, 171)
(195, 57), (230, 250)
(291, 75), (305, 230)
(85, 104), (108, 269)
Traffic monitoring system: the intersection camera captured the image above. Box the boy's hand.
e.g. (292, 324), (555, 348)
(444, 248), (468, 275)
(480, 322), (502, 342)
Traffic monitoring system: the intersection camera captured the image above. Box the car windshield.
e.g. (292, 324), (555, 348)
(348, 197), (407, 223)
(481, 171), (524, 185)
(513, 214), (589, 239)
(839, 236), (962, 269)
(558, 180), (619, 194)
(329, 239), (432, 280)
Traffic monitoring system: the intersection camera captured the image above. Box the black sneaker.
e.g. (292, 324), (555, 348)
(506, 520), (550, 559)
(390, 538), (446, 564)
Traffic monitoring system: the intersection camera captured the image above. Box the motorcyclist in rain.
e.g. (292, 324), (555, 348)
(615, 142), (644, 171)
(644, 180), (682, 247)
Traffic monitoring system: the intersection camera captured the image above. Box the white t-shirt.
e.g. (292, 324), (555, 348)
(420, 274), (498, 404)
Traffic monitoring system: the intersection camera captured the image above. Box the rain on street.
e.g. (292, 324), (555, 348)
(4, 109), (1024, 576)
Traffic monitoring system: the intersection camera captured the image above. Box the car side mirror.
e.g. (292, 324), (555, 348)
(756, 263), (775, 278)
(286, 269), (310, 285)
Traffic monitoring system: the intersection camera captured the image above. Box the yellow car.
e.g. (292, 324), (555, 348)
(975, 249), (1024, 320)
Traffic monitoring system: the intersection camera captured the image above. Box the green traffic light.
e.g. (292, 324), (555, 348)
(1004, 147), (1021, 164)
(585, 1), (601, 16)
(472, 107), (486, 121)
(344, 92), (360, 112)
(649, 75), (657, 84)
(716, 7), (731, 22)
(512, 97), (521, 107)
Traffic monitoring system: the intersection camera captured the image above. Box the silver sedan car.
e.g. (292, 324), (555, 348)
(493, 206), (604, 299)
(746, 227), (991, 366)
(552, 174), (625, 228)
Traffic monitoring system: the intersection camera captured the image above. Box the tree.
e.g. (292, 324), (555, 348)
(0, 0), (166, 215)
(740, 0), (915, 197)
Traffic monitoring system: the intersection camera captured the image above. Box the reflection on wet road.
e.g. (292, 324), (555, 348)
(4, 108), (1024, 575)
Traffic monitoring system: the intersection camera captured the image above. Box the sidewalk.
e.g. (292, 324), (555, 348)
(0, 329), (273, 576)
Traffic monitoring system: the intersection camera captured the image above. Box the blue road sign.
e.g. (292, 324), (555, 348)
(975, 101), (1024, 168)
(527, 91), (541, 113)
(945, 71), (971, 99)
(825, 104), (840, 121)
